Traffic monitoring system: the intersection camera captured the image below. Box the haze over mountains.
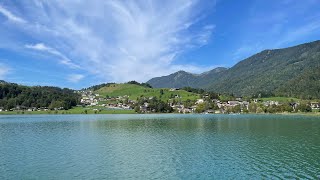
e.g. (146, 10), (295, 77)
(147, 40), (320, 99)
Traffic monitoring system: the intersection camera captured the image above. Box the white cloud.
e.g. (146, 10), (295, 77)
(67, 74), (84, 83)
(232, 0), (320, 62)
(0, 5), (26, 23)
(2, 0), (215, 82)
(275, 19), (320, 47)
(25, 43), (80, 69)
(233, 43), (263, 61)
(0, 63), (10, 79)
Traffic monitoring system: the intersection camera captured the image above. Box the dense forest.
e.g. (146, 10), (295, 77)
(0, 81), (80, 110)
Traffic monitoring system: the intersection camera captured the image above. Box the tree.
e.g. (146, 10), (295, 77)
(49, 101), (64, 110)
(160, 89), (164, 95)
(248, 103), (257, 113)
(134, 106), (140, 113)
(195, 103), (205, 113)
(297, 103), (312, 112)
(232, 105), (241, 113)
(183, 99), (193, 108)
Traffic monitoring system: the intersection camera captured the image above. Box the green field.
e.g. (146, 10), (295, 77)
(259, 97), (300, 102)
(94, 84), (200, 101)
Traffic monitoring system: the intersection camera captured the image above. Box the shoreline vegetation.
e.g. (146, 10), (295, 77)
(1, 81), (320, 116)
(1, 111), (320, 116)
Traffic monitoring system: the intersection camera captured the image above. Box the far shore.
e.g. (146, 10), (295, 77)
(1, 110), (319, 116)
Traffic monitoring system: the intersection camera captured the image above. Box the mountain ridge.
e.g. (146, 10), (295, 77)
(147, 67), (227, 89)
(147, 40), (320, 99)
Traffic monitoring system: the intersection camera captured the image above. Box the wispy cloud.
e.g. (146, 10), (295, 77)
(25, 43), (80, 69)
(1, 0), (215, 82)
(0, 63), (11, 79)
(232, 0), (320, 62)
(0, 5), (26, 23)
(67, 74), (85, 83)
(233, 43), (263, 61)
(275, 18), (320, 47)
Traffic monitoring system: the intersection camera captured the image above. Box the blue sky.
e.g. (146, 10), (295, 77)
(0, 0), (319, 89)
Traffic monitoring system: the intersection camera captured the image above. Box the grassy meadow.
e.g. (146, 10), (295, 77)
(94, 84), (200, 101)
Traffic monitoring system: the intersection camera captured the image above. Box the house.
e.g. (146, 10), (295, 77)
(311, 102), (320, 109)
(169, 88), (180, 91)
(228, 101), (240, 106)
(205, 110), (214, 114)
(289, 102), (299, 110)
(139, 106), (148, 113)
(15, 105), (27, 110)
(196, 99), (204, 104)
(212, 99), (220, 103)
(122, 105), (131, 110)
(263, 101), (279, 106)
(191, 105), (197, 112)
(183, 108), (193, 114)
(174, 104), (184, 110)
(203, 94), (209, 98)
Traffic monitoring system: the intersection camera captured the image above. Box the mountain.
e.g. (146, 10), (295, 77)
(147, 67), (227, 88)
(147, 40), (320, 99)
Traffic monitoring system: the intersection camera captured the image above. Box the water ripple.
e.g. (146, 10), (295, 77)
(0, 114), (319, 179)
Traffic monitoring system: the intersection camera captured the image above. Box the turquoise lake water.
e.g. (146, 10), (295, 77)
(0, 114), (319, 179)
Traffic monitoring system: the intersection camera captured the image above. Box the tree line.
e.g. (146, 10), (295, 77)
(0, 81), (80, 110)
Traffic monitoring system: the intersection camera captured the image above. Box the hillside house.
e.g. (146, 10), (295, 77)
(169, 88), (180, 91)
(196, 99), (204, 104)
(228, 101), (240, 106)
(311, 102), (320, 109)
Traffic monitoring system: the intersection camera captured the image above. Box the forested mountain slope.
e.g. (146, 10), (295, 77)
(147, 40), (320, 99)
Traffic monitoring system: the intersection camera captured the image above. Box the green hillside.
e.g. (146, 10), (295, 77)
(94, 83), (200, 102)
(147, 40), (320, 99)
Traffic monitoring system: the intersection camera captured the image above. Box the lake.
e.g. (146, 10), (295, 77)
(0, 114), (319, 179)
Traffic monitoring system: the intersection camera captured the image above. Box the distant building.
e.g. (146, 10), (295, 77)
(169, 88), (180, 91)
(228, 101), (240, 106)
(196, 99), (204, 104)
(311, 102), (320, 109)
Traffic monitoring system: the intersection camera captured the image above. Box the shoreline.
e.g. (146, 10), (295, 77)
(1, 111), (319, 116)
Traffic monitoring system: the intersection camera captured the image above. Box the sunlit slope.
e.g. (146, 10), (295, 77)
(94, 83), (200, 101)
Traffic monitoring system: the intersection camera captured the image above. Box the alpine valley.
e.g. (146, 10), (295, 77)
(147, 40), (320, 99)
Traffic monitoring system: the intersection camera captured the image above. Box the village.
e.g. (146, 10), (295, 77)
(78, 89), (320, 114)
(1, 89), (319, 114)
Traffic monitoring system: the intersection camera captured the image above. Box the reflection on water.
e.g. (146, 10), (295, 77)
(0, 114), (319, 179)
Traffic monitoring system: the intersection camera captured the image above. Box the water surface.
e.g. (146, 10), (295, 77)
(0, 114), (319, 179)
